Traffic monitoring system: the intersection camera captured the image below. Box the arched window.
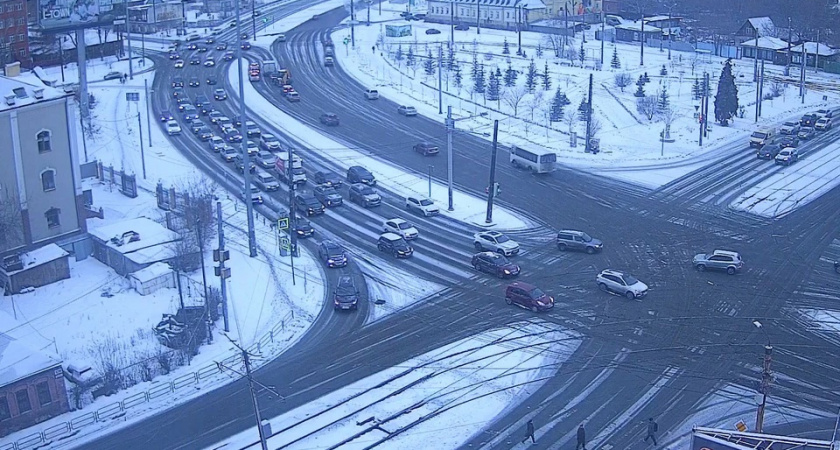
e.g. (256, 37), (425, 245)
(37, 130), (52, 153)
(41, 169), (56, 191)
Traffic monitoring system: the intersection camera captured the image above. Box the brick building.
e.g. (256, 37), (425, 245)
(0, 0), (30, 66)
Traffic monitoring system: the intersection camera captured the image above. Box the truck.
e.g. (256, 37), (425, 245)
(248, 62), (261, 82)
(262, 61), (277, 80)
(275, 152), (306, 186)
(323, 38), (335, 57)
(749, 127), (775, 148)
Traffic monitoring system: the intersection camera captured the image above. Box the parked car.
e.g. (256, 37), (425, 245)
(472, 252), (520, 278)
(474, 231), (519, 256)
(347, 166), (376, 185)
(295, 194), (325, 216)
(103, 71), (123, 80)
(377, 232), (413, 258)
(756, 143), (782, 160)
(166, 120), (182, 135)
(348, 183), (381, 207)
(333, 276), (359, 311)
(425, 28), (441, 35)
(405, 196), (439, 216)
(504, 281), (553, 312)
(314, 185), (343, 207)
(775, 147), (799, 165)
(364, 89), (380, 100)
(798, 126), (816, 140)
(779, 121), (800, 135)
(815, 117), (833, 131)
(692, 250), (743, 275)
(414, 142), (439, 156)
(318, 240), (348, 268)
(383, 218), (419, 240)
(556, 230), (603, 254)
(454, 24), (470, 31)
(320, 113), (340, 126)
(596, 269), (648, 299)
(312, 171), (342, 187)
(397, 105), (418, 116)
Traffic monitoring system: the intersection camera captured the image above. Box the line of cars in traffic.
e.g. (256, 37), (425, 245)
(750, 109), (834, 165)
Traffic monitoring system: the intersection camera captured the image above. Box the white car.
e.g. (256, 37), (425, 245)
(774, 147), (799, 165)
(779, 121), (800, 135)
(397, 105), (418, 116)
(364, 89), (380, 100)
(208, 136), (225, 152)
(384, 218), (419, 240)
(405, 196), (439, 216)
(815, 117), (833, 131)
(473, 231), (519, 256)
(596, 269), (648, 299)
(166, 120), (182, 135)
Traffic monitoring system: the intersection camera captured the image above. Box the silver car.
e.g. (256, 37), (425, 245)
(596, 269), (648, 299)
(692, 250), (743, 275)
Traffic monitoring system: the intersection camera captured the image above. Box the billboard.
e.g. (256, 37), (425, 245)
(691, 434), (753, 450)
(691, 428), (835, 450)
(37, 0), (122, 32)
(385, 25), (412, 37)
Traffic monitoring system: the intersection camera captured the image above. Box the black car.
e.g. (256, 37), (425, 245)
(312, 170), (342, 188)
(197, 46), (208, 53)
(320, 113), (340, 126)
(454, 24), (469, 31)
(171, 77), (184, 87)
(425, 28), (441, 35)
(776, 135), (799, 148)
(216, 43), (228, 51)
(206, 76), (218, 85)
(333, 276), (359, 311)
(241, 41), (251, 50)
(224, 127), (243, 142)
(224, 52), (235, 61)
(757, 143), (782, 160)
(414, 142), (439, 156)
(196, 126), (213, 141)
(169, 52), (180, 60)
(194, 95), (210, 108)
(377, 233), (413, 258)
(295, 194), (325, 216)
(187, 43), (198, 50)
(471, 252), (521, 278)
(293, 217), (315, 238)
(800, 113), (819, 128)
(348, 184), (381, 207)
(205, 37), (215, 44)
(190, 58), (201, 65)
(347, 165), (376, 185)
(200, 104), (215, 116)
(189, 77), (200, 87)
(172, 87), (185, 98)
(313, 185), (343, 207)
(159, 110), (174, 122)
(234, 154), (256, 173)
(318, 240), (348, 268)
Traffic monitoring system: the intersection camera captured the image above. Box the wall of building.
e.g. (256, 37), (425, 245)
(0, 0), (30, 66)
(0, 366), (70, 437)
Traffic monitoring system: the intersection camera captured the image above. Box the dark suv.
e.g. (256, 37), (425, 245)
(377, 232), (413, 258)
(333, 276), (359, 311)
(319, 113), (340, 126)
(504, 282), (554, 312)
(757, 143), (782, 160)
(314, 185), (343, 207)
(414, 142), (440, 156)
(347, 166), (376, 185)
(556, 230), (603, 254)
(312, 170), (342, 188)
(318, 240), (348, 268)
(348, 184), (381, 207)
(294, 194), (325, 216)
(471, 252), (520, 278)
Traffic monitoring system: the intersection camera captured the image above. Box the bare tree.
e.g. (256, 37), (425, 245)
(502, 85), (529, 117)
(565, 109), (579, 135)
(587, 117), (603, 140)
(527, 90), (546, 121)
(0, 186), (24, 254)
(614, 72), (633, 92)
(660, 105), (680, 138)
(168, 177), (217, 273)
(541, 32), (562, 58)
(636, 95), (658, 120)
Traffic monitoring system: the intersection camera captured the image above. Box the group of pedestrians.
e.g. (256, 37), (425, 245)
(519, 417), (659, 447)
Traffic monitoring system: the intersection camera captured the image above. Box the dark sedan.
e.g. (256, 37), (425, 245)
(293, 217), (315, 238)
(319, 113), (340, 126)
(314, 185), (343, 207)
(471, 252), (520, 278)
(318, 240), (348, 268)
(159, 111), (174, 122)
(312, 171), (342, 188)
(414, 142), (440, 156)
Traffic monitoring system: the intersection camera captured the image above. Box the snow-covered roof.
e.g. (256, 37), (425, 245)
(616, 22), (661, 32)
(3, 244), (69, 276)
(0, 313), (62, 388)
(791, 42), (837, 56)
(0, 73), (68, 113)
(740, 36), (788, 50)
(88, 217), (178, 264)
(644, 15), (681, 23)
(748, 16), (775, 36)
(443, 0), (545, 7)
(129, 262), (173, 283)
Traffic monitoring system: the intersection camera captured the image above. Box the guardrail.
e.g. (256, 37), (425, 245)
(5, 311), (294, 450)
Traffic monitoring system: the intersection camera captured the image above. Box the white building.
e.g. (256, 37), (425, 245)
(426, 0), (547, 31)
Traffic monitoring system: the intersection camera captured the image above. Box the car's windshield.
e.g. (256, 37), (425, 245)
(360, 187), (374, 195)
(419, 199), (433, 206)
(581, 233), (592, 242)
(493, 255), (510, 265)
(624, 275), (639, 285)
(495, 234), (510, 243)
(529, 288), (546, 299)
(398, 222), (413, 230)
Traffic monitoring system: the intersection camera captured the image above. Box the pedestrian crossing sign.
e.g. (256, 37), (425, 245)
(277, 217), (289, 230)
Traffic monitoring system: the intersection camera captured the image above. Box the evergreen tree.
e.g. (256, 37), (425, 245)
(447, 43), (456, 70)
(692, 78), (701, 100)
(536, 43), (543, 58)
(503, 38), (510, 55)
(395, 44), (404, 62)
(406, 46), (415, 69)
(487, 69), (500, 101)
(714, 59), (739, 125)
(657, 86), (670, 112)
(472, 52), (479, 80)
(549, 89), (568, 122)
(579, 96), (589, 114)
(543, 61), (552, 91)
(473, 63), (486, 94)
(634, 82), (646, 98)
(637, 74), (646, 86)
(504, 62), (517, 87)
(495, 66), (503, 81)
(525, 59), (537, 93)
(424, 49), (435, 76)
(660, 64), (668, 76)
(579, 42), (585, 65)
(643, 72), (651, 82)
(454, 65), (463, 90)
(610, 47), (621, 69)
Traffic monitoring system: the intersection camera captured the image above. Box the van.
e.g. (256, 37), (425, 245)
(749, 127), (775, 148)
(254, 169), (280, 192)
(186, 33), (200, 41)
(505, 282), (554, 312)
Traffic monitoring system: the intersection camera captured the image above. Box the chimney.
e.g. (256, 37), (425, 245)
(4, 62), (21, 77)
(33, 88), (44, 99)
(4, 94), (15, 106)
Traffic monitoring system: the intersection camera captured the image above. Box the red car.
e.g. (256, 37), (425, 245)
(505, 282), (553, 312)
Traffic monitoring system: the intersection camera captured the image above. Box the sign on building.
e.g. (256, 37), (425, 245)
(385, 25), (412, 37)
(37, 0), (120, 31)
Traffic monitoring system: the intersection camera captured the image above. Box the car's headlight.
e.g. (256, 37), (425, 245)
(503, 269), (511, 274)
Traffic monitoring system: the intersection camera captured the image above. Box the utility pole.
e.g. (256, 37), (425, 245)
(438, 45), (443, 114)
(485, 120), (499, 224)
(214, 201), (231, 332)
(600, 11), (604, 65)
(754, 61), (761, 122)
(235, 0), (258, 258)
(703, 72), (710, 138)
(753, 32), (759, 83)
(755, 344), (773, 433)
(350, 0), (356, 49)
(450, 1), (454, 47)
(446, 106), (454, 211)
(137, 112), (146, 179)
(800, 46), (807, 101)
(476, 1), (480, 34)
(125, 0), (134, 80)
(786, 17), (792, 75)
(639, 6), (645, 66)
(584, 73), (593, 152)
(287, 148), (299, 265)
(564, 7), (568, 49)
(197, 219), (209, 302)
(758, 59), (765, 118)
(144, 78), (152, 147)
(221, 336), (270, 450)
(517, 6), (522, 55)
(251, 0), (257, 39)
(667, 6), (672, 60)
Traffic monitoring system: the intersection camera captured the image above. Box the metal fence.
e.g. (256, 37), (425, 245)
(2, 311), (294, 450)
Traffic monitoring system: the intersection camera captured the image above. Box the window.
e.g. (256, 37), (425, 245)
(19, 49), (25, 56)
(15, 390), (31, 413)
(18, 33), (24, 41)
(36, 382), (52, 406)
(0, 396), (10, 421)
(37, 130), (51, 152)
(45, 207), (61, 228)
(41, 169), (56, 191)
(8, 35), (14, 43)
(16, 3), (21, 9)
(18, 18), (24, 25)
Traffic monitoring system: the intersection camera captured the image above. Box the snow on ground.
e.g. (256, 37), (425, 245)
(730, 139), (840, 218)
(335, 3), (839, 188)
(229, 62), (534, 230)
(208, 321), (582, 450)
(37, 55), (154, 87)
(795, 308), (840, 348)
(658, 383), (833, 449)
(354, 257), (445, 324)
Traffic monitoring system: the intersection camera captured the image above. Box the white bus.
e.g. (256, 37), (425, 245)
(510, 145), (556, 173)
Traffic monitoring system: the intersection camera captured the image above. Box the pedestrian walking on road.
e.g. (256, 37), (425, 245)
(644, 417), (659, 446)
(576, 423), (587, 449)
(521, 419), (536, 444)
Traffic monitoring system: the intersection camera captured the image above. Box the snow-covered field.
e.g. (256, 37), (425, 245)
(209, 322), (582, 450)
(334, 5), (839, 189)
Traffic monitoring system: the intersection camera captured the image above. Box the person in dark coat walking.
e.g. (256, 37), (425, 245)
(521, 419), (536, 444)
(576, 424), (587, 449)
(644, 417), (658, 445)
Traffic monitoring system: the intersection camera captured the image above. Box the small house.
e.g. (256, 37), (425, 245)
(790, 42), (839, 69)
(88, 217), (179, 277)
(614, 22), (661, 43)
(0, 244), (70, 295)
(739, 37), (789, 65)
(734, 17), (776, 44)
